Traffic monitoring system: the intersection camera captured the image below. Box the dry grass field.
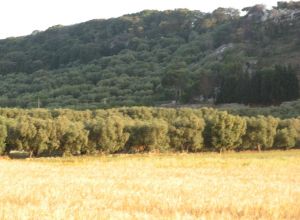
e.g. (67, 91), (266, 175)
(1, 151), (300, 220)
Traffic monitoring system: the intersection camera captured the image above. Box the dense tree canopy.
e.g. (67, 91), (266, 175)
(0, 2), (299, 108)
(1, 107), (299, 157)
(242, 116), (279, 151)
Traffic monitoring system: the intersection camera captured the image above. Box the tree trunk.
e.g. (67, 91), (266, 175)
(176, 88), (182, 104)
(219, 148), (224, 154)
(181, 144), (184, 152)
(257, 144), (261, 152)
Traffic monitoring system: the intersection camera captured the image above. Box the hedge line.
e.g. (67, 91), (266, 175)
(0, 107), (299, 157)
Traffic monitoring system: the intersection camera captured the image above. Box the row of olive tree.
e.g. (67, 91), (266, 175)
(0, 107), (299, 156)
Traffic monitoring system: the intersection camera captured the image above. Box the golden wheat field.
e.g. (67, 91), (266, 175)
(0, 151), (300, 220)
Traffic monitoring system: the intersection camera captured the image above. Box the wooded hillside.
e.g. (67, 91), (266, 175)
(0, 1), (300, 108)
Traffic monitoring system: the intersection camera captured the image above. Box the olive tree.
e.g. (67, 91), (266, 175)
(274, 119), (299, 149)
(55, 116), (89, 156)
(242, 116), (279, 151)
(91, 116), (130, 153)
(125, 120), (169, 152)
(0, 117), (8, 155)
(169, 114), (205, 152)
(205, 111), (246, 152)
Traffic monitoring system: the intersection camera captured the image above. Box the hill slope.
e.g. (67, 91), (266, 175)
(0, 2), (300, 109)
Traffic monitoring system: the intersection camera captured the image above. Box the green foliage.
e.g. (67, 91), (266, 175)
(0, 106), (299, 157)
(0, 4), (298, 109)
(0, 117), (7, 155)
(275, 128), (297, 149)
(217, 65), (299, 105)
(169, 114), (205, 152)
(7, 117), (39, 156)
(161, 61), (188, 103)
(205, 112), (246, 152)
(274, 119), (300, 149)
(125, 120), (169, 152)
(55, 116), (89, 155)
(242, 116), (279, 151)
(224, 99), (300, 119)
(95, 116), (129, 153)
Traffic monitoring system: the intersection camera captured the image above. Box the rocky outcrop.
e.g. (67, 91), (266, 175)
(243, 2), (300, 24)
